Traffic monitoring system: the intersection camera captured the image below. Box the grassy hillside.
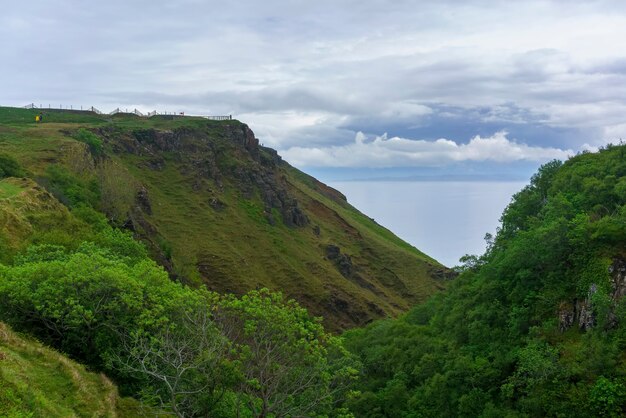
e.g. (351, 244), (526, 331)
(0, 106), (447, 329)
(0, 322), (142, 417)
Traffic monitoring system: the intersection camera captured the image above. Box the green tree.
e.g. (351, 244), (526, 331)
(216, 289), (358, 418)
(0, 242), (193, 370)
(116, 295), (237, 418)
(590, 377), (626, 418)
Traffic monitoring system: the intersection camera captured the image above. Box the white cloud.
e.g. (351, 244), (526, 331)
(603, 123), (626, 141)
(2, 0), (626, 166)
(281, 131), (573, 168)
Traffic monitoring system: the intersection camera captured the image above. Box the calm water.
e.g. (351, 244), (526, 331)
(329, 181), (527, 267)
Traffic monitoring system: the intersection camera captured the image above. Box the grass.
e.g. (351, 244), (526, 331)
(0, 322), (144, 418)
(115, 147), (444, 329)
(0, 105), (446, 330)
(0, 106), (239, 130)
(0, 179), (24, 199)
(0, 178), (95, 264)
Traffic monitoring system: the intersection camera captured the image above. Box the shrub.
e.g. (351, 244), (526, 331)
(73, 128), (104, 157)
(0, 154), (24, 178)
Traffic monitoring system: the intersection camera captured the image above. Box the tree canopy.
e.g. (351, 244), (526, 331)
(343, 145), (626, 417)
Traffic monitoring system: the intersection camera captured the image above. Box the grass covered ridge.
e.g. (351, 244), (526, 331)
(0, 322), (142, 417)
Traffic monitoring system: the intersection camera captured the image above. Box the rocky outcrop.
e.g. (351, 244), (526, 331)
(430, 267), (458, 281)
(135, 186), (152, 215)
(326, 245), (354, 278)
(324, 244), (380, 294)
(558, 302), (576, 332)
(578, 283), (598, 331)
(557, 289), (597, 332)
(234, 162), (309, 228)
(609, 258), (626, 300)
(558, 258), (626, 332)
(283, 202), (308, 227)
(99, 123), (309, 228)
(224, 124), (259, 156)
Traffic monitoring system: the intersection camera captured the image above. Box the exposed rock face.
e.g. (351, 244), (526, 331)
(558, 284), (597, 332)
(100, 123), (309, 228)
(326, 244), (353, 278)
(283, 204), (308, 227)
(430, 267), (458, 281)
(609, 258), (626, 300)
(558, 302), (576, 332)
(558, 258), (626, 332)
(224, 124), (259, 154)
(324, 244), (380, 294)
(578, 283), (597, 331)
(259, 146), (282, 166)
(135, 186), (152, 215)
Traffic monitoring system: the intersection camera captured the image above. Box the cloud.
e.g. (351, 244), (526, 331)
(603, 123), (626, 142)
(2, 0), (626, 169)
(281, 131), (573, 168)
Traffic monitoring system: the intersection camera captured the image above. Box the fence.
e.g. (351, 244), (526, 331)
(203, 115), (232, 121)
(22, 103), (231, 120)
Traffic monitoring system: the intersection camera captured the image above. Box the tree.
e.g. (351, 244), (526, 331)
(590, 377), (626, 418)
(116, 296), (236, 418)
(0, 241), (194, 369)
(216, 289), (358, 418)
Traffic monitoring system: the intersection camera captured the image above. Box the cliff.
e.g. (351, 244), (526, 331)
(0, 106), (448, 330)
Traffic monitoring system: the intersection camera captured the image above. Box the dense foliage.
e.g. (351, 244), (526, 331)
(0, 230), (357, 417)
(344, 145), (626, 417)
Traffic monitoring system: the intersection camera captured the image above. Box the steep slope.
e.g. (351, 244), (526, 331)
(344, 145), (626, 417)
(0, 322), (142, 417)
(0, 106), (448, 329)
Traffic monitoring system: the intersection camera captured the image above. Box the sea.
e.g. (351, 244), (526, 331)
(328, 181), (528, 267)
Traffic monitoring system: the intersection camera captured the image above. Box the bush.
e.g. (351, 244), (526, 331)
(590, 377), (626, 418)
(0, 154), (24, 178)
(73, 128), (104, 157)
(215, 289), (359, 418)
(0, 240), (358, 417)
(0, 242), (194, 370)
(41, 164), (100, 208)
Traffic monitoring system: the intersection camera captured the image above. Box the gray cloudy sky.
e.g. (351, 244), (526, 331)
(2, 0), (626, 178)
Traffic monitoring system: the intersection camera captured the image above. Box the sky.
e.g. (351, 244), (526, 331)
(2, 0), (626, 180)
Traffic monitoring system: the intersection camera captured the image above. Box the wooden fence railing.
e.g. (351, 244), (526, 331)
(22, 103), (231, 120)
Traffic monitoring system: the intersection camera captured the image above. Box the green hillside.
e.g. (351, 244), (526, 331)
(4, 105), (626, 417)
(0, 106), (447, 330)
(0, 322), (143, 417)
(343, 145), (626, 417)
